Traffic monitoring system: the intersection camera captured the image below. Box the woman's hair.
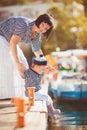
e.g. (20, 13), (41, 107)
(35, 13), (54, 39)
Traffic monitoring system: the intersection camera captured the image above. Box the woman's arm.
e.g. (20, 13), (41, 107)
(10, 35), (28, 77)
(34, 49), (43, 57)
(10, 35), (21, 64)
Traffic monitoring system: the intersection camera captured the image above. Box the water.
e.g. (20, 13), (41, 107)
(47, 103), (87, 130)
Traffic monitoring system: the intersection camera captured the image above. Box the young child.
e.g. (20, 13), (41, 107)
(24, 55), (61, 119)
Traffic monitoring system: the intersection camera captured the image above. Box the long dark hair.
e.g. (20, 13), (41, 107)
(35, 13), (54, 39)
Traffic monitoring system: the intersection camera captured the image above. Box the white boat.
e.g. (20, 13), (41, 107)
(48, 49), (87, 104)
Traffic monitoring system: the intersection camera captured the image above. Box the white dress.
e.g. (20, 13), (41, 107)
(0, 35), (28, 99)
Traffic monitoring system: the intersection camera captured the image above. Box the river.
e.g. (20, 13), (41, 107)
(47, 103), (87, 130)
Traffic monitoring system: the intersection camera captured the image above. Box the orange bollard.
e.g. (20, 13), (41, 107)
(15, 98), (25, 128)
(28, 87), (35, 106)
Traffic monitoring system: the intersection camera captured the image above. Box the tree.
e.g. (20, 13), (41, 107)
(0, 0), (30, 6)
(83, 0), (87, 16)
(41, 1), (87, 54)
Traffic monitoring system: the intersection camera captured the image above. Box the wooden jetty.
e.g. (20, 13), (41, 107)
(0, 99), (47, 130)
(0, 78), (50, 130)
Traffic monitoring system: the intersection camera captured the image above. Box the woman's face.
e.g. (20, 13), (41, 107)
(37, 22), (51, 33)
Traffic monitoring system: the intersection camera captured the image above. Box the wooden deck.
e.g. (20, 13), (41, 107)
(0, 99), (47, 130)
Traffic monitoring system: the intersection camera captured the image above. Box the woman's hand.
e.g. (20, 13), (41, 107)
(17, 62), (29, 78)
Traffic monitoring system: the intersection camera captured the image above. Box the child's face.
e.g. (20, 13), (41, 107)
(36, 65), (46, 74)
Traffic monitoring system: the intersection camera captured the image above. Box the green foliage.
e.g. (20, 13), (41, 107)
(0, 0), (31, 6)
(41, 1), (87, 55)
(1, 0), (87, 54)
(62, 0), (83, 5)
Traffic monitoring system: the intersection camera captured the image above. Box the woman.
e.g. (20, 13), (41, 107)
(0, 13), (54, 99)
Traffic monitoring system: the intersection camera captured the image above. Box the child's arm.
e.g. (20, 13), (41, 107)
(45, 65), (58, 74)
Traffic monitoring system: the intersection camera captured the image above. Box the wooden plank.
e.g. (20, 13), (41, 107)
(29, 101), (47, 113)
(0, 106), (17, 130)
(0, 99), (47, 130)
(21, 112), (47, 130)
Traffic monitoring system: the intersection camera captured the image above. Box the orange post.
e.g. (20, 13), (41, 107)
(28, 87), (35, 107)
(15, 98), (25, 128)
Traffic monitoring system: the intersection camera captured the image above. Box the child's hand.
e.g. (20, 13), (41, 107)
(45, 65), (58, 74)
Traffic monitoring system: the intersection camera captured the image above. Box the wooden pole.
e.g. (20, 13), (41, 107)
(15, 98), (25, 128)
(27, 87), (35, 111)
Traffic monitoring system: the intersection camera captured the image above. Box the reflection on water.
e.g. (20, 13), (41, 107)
(48, 103), (87, 130)
(48, 125), (87, 130)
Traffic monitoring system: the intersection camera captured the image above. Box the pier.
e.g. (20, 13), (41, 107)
(0, 99), (47, 130)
